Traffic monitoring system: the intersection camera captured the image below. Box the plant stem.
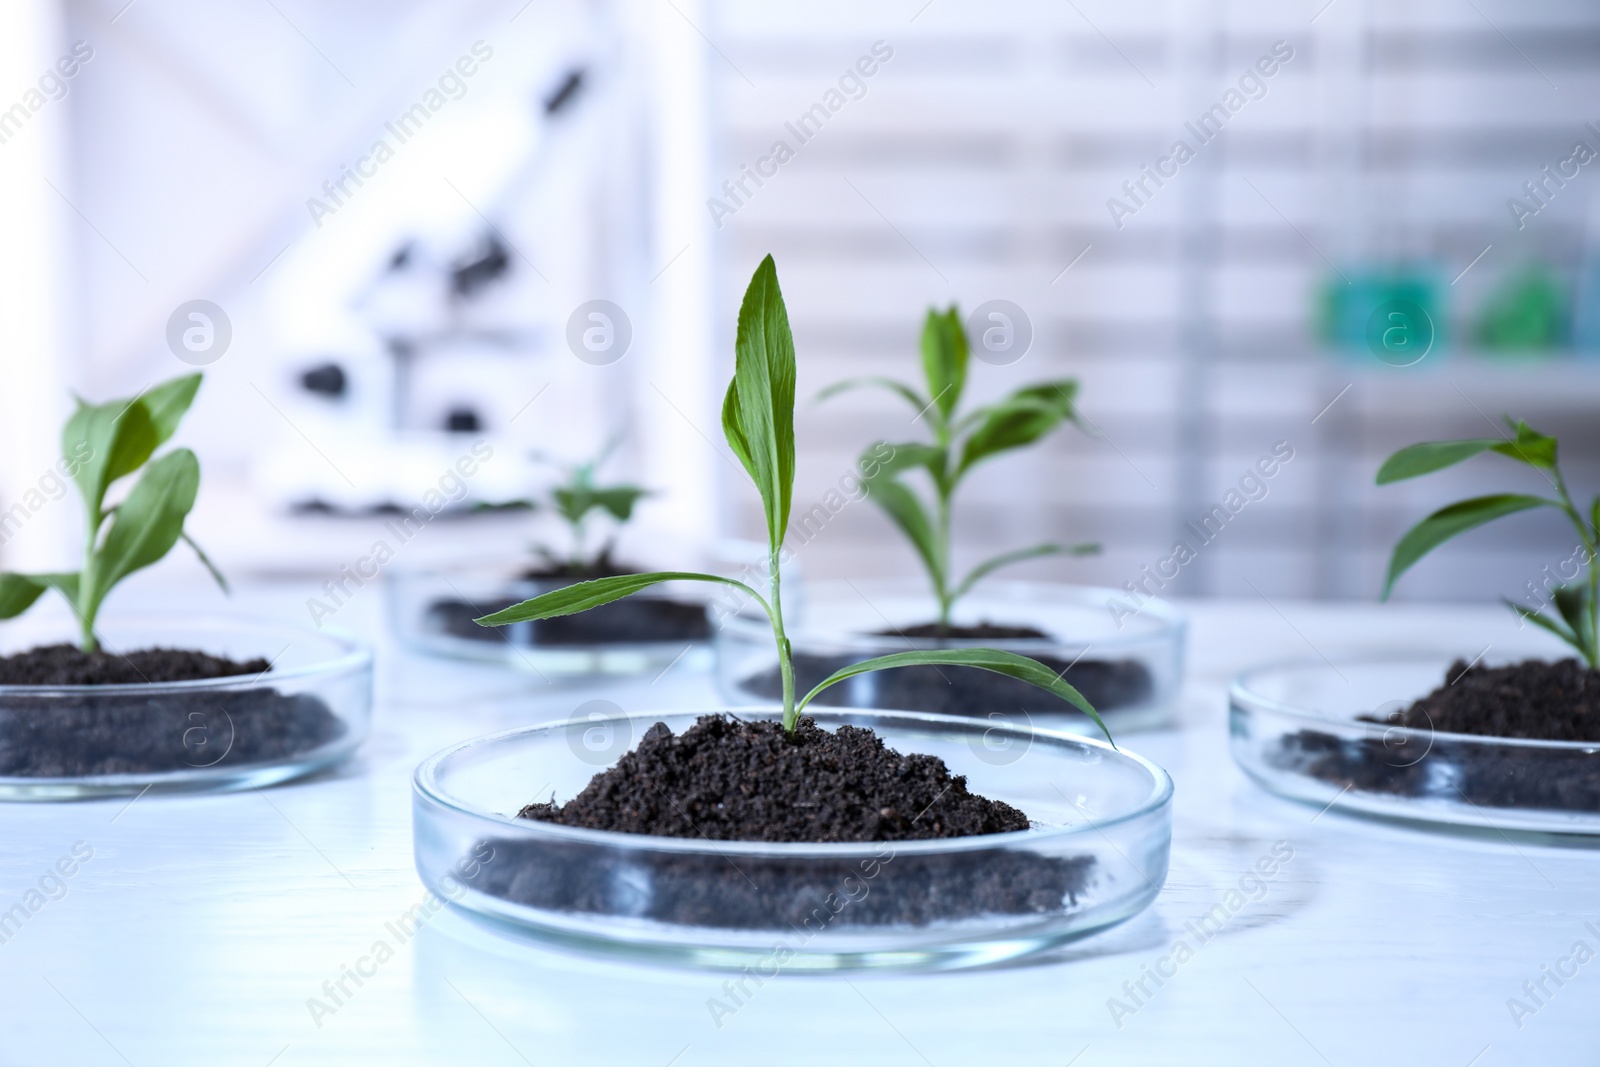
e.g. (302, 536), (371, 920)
(1588, 498), (1600, 669)
(770, 545), (797, 730)
(932, 412), (955, 630)
(570, 516), (586, 573)
(935, 492), (951, 629)
(1550, 470), (1599, 668)
(79, 508), (99, 654)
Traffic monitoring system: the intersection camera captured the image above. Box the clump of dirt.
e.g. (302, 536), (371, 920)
(517, 714), (1031, 842)
(886, 621), (1051, 640)
(1361, 658), (1600, 742)
(0, 644), (268, 686)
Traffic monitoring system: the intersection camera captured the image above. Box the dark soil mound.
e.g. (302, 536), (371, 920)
(0, 644), (268, 686)
(518, 714), (1028, 842)
(1360, 658), (1600, 742)
(1275, 658), (1600, 814)
(0, 644), (346, 778)
(887, 621), (1050, 640)
(519, 549), (635, 583)
(463, 715), (1095, 929)
(429, 595), (710, 646)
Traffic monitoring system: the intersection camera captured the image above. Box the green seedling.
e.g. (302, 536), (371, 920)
(515, 440), (647, 576)
(478, 256), (1109, 739)
(818, 307), (1094, 630)
(0, 373), (226, 653)
(1379, 418), (1598, 667)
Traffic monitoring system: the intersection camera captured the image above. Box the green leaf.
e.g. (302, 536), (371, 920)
(64, 395), (157, 516)
(87, 448), (201, 609)
(873, 440), (947, 485)
(1382, 494), (1554, 598)
(722, 256), (797, 554)
(476, 571), (767, 626)
(1506, 597), (1574, 636)
(180, 530), (230, 595)
(1504, 598), (1587, 660)
(0, 574), (50, 618)
(855, 440), (946, 587)
(1552, 584), (1594, 656)
(815, 377), (930, 417)
(1376, 424), (1557, 485)
(920, 307), (968, 421)
(952, 542), (1098, 602)
(795, 648), (1110, 744)
(956, 380), (1079, 477)
(1376, 440), (1499, 484)
(721, 378), (755, 481)
(141, 374), (203, 447)
(1492, 420), (1557, 470)
(39, 572), (80, 607)
(590, 487), (648, 522)
(861, 471), (943, 589)
(64, 373), (202, 515)
(0, 572), (80, 618)
(552, 485), (648, 526)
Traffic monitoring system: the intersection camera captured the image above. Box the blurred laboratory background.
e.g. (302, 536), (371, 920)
(0, 0), (1596, 605)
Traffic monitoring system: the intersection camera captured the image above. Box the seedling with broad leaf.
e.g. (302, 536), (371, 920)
(1378, 418), (1598, 667)
(510, 439), (648, 577)
(478, 256), (1109, 739)
(817, 307), (1095, 630)
(0, 373), (227, 654)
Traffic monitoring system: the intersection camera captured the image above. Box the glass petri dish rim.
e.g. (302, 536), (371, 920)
(716, 579), (1186, 657)
(413, 705), (1175, 860)
(1230, 650), (1600, 753)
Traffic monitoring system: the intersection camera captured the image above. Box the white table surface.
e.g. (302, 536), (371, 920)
(1, 582), (1595, 1067)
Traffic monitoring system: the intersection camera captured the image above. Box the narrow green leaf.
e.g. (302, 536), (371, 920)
(861, 474), (943, 589)
(1489, 420), (1557, 470)
(0, 572), (81, 619)
(0, 574), (49, 618)
(723, 255), (797, 554)
(1553, 584), (1594, 655)
(1505, 598), (1586, 659)
(181, 530), (230, 595)
(952, 542), (1098, 602)
(956, 380), (1079, 477)
(872, 440), (947, 484)
(476, 571), (767, 626)
(141, 373), (203, 447)
(920, 307), (968, 420)
(815, 377), (931, 417)
(795, 648), (1110, 744)
(1383, 494), (1554, 598)
(89, 448), (201, 607)
(1376, 439), (1500, 484)
(952, 384), (1080, 436)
